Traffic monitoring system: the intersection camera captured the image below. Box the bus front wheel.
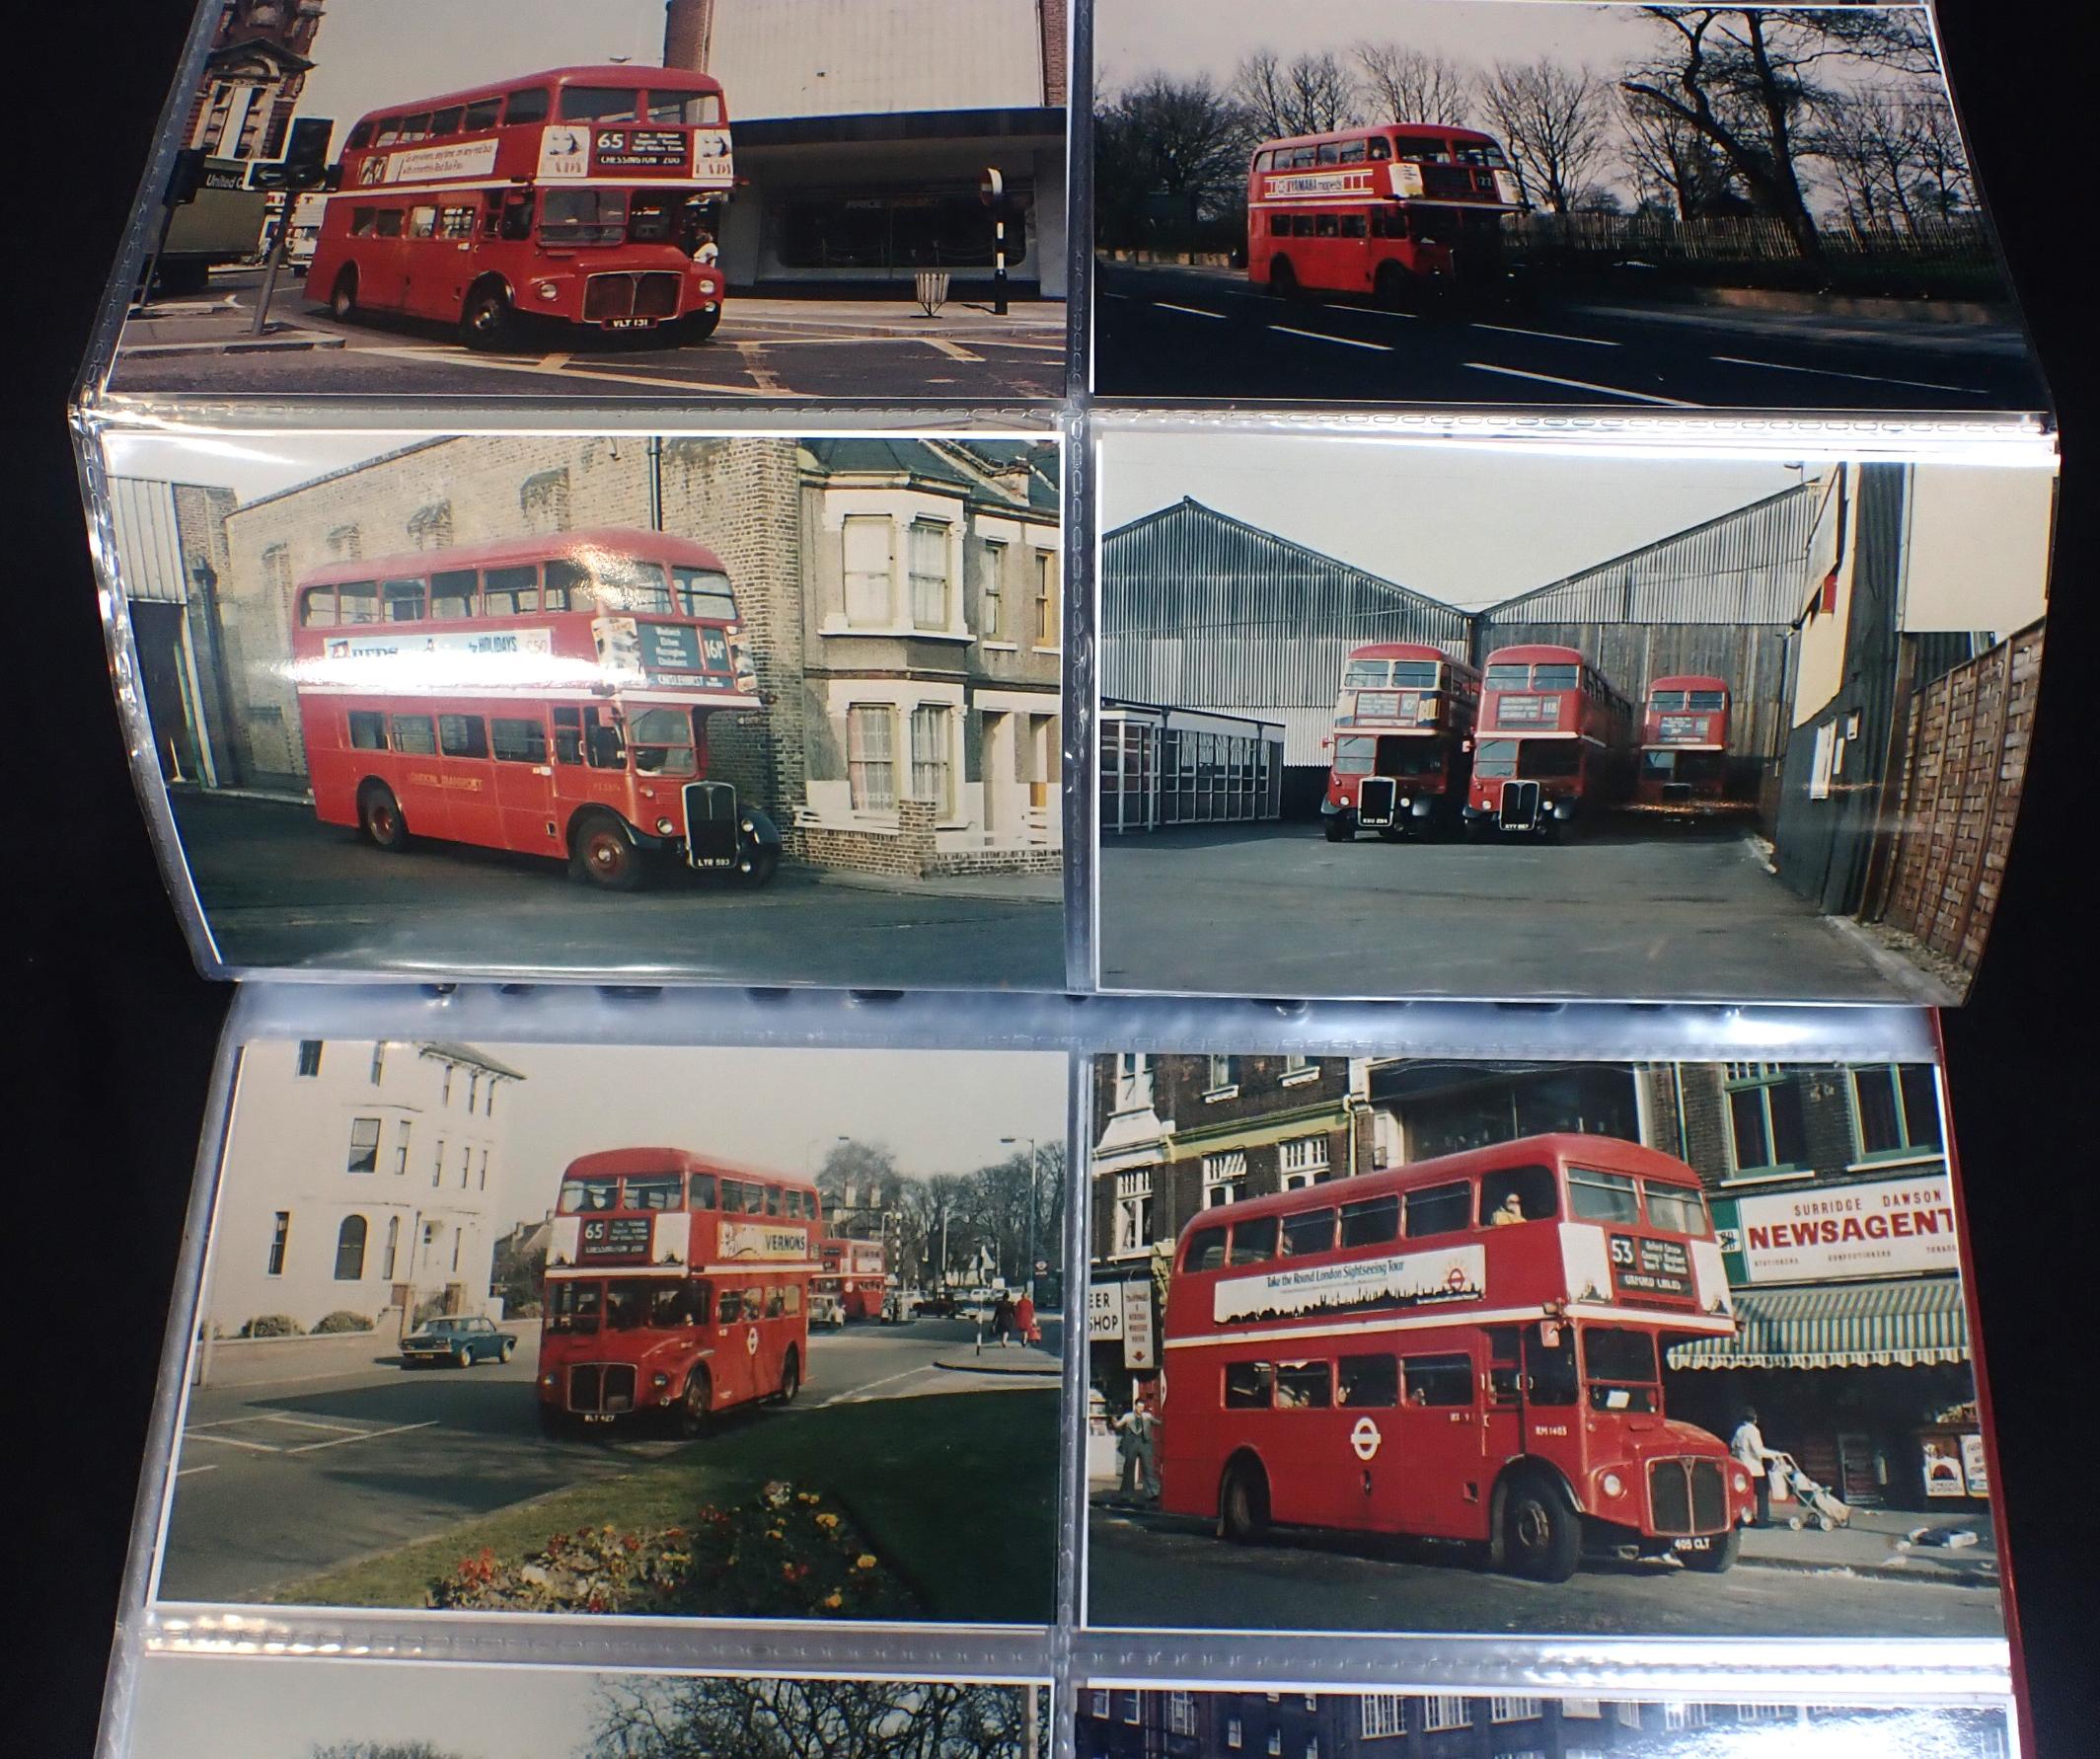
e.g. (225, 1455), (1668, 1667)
(1679, 1524), (1742, 1574)
(1219, 1457), (1271, 1544)
(1501, 1476), (1582, 1582)
(358, 783), (410, 852)
(683, 306), (723, 344)
(570, 813), (644, 891)
(1323, 814), (1354, 843)
(673, 1368), (712, 1438)
(732, 842), (780, 888)
(461, 281), (518, 351)
(777, 1347), (801, 1404)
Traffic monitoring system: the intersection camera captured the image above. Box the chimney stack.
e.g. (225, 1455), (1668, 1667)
(664, 0), (714, 71)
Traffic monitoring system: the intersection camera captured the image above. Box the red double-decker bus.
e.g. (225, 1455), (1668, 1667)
(308, 65), (733, 348)
(539, 1150), (821, 1432)
(289, 527), (782, 891)
(819, 1238), (888, 1321)
(1464, 645), (1633, 838)
(1157, 1133), (1754, 1581)
(1321, 644), (1481, 842)
(1635, 676), (1733, 809)
(1247, 124), (1525, 306)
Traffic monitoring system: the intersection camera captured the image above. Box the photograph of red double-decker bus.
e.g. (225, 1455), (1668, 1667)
(148, 1036), (1065, 1624)
(820, 1236), (891, 1321)
(1090, 0), (2046, 411)
(1085, 1049), (2006, 1639)
(97, 424), (1065, 986)
(1320, 643), (1479, 841)
(99, 1), (1069, 401)
(1097, 428), (2056, 1003)
(1465, 645), (1634, 838)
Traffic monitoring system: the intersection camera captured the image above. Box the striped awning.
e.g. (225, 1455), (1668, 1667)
(1668, 1277), (1970, 1371)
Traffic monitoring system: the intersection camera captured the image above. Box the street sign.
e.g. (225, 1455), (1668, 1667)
(1088, 1280), (1123, 1342)
(1120, 1278), (1155, 1370)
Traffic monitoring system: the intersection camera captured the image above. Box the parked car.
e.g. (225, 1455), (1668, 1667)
(401, 1315), (517, 1368)
(915, 1291), (960, 1319)
(811, 1290), (847, 1330)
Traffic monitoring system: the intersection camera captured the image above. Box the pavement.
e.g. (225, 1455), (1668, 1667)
(165, 789), (1064, 986)
(158, 1316), (1053, 1603)
(105, 268), (1067, 401)
(1085, 1494), (2005, 1638)
(1096, 817), (1951, 1004)
(933, 1339), (1063, 1376)
(1091, 259), (2046, 411)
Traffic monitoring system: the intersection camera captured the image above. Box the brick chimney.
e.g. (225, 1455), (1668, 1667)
(664, 0), (714, 71)
(1039, 0), (1067, 107)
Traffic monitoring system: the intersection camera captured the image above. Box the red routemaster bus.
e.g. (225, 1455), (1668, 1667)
(1247, 124), (1525, 305)
(1321, 644), (1481, 842)
(1158, 1133), (1754, 1581)
(819, 1238), (888, 1321)
(539, 1150), (821, 1432)
(1635, 676), (1733, 809)
(289, 527), (782, 891)
(1465, 645), (1634, 838)
(308, 65), (734, 347)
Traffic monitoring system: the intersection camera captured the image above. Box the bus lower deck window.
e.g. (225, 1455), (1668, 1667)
(716, 1289), (742, 1326)
(1401, 1353), (1473, 1407)
(1338, 1353), (1398, 1408)
(491, 718), (549, 765)
(1275, 1361), (1333, 1409)
(438, 715), (488, 759)
(390, 715), (436, 755)
(1224, 1361), (1274, 1410)
(348, 711), (387, 751)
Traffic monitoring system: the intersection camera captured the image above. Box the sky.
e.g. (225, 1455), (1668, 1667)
(132, 1654), (602, 1759)
(412, 1043), (1066, 1230)
(290, 0), (666, 146)
(1097, 432), (1809, 608)
(104, 429), (436, 504)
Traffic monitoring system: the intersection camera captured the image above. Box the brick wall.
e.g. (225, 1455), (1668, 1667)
(1039, 0), (1068, 106)
(1874, 621), (2045, 981)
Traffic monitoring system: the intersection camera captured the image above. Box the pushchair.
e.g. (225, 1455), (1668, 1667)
(1772, 1451), (1852, 1531)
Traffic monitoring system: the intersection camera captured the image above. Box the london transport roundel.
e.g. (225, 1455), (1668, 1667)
(1350, 1415), (1383, 1461)
(745, 1327), (759, 1356)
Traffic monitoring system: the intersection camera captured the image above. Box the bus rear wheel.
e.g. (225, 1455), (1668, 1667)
(460, 282), (518, 350)
(329, 268), (358, 321)
(1267, 258), (1300, 300)
(358, 783), (410, 852)
(777, 1347), (801, 1404)
(570, 813), (644, 891)
(1219, 1457), (1271, 1544)
(673, 1368), (712, 1438)
(1501, 1476), (1582, 1582)
(1679, 1524), (1742, 1574)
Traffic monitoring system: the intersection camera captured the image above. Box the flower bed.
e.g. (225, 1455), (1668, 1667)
(427, 1480), (919, 1618)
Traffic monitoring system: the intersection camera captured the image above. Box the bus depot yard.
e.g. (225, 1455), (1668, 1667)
(1096, 818), (1949, 1005)
(156, 1312), (1060, 1620)
(165, 790), (1064, 987)
(1092, 261), (2040, 411)
(107, 268), (1068, 402)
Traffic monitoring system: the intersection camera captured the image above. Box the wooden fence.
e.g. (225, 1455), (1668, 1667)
(1509, 211), (1999, 270)
(1871, 622), (2045, 981)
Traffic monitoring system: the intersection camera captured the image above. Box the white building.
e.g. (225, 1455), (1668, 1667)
(665, 0), (1069, 297)
(205, 1037), (525, 1338)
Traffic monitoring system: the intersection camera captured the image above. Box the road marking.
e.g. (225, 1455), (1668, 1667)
(1471, 322), (1619, 348)
(815, 1365), (933, 1407)
(286, 1419), (440, 1455)
(181, 1428), (283, 1454)
(1463, 362), (1697, 406)
(352, 344), (806, 398)
(733, 342), (788, 395)
(1708, 353), (1978, 395)
(538, 351), (571, 371)
(174, 1464), (219, 1480)
(925, 338), (984, 361)
(1155, 301), (1229, 321)
(247, 1413), (376, 1435)
(1271, 325), (1393, 352)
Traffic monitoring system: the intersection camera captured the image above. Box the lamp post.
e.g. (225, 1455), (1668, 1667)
(1001, 1135), (1039, 1301)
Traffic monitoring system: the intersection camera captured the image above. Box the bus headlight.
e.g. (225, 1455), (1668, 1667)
(535, 281), (561, 302)
(540, 1372), (556, 1389)
(652, 1372), (671, 1391)
(739, 817), (755, 833)
(1601, 1472), (1624, 1498)
(656, 816), (675, 835)
(1733, 1472), (1752, 1495)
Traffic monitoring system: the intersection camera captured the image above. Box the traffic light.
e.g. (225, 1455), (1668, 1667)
(251, 116), (335, 191)
(163, 147), (208, 207)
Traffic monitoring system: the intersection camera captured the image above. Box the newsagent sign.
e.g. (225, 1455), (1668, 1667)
(1717, 1173), (1961, 1284)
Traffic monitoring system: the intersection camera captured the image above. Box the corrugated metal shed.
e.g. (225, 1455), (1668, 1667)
(706, 0), (1047, 118)
(108, 477), (189, 604)
(1101, 497), (1472, 767)
(1476, 483), (1817, 764)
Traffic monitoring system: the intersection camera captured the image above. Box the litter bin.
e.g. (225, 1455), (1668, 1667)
(914, 269), (950, 316)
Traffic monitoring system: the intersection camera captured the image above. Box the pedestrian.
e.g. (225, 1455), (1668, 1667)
(1014, 1288), (1039, 1346)
(992, 1293), (1014, 1347)
(1731, 1406), (1778, 1528)
(1112, 1397), (1154, 1502)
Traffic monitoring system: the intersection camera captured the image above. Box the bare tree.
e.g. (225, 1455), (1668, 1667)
(313, 1745), (466, 1759)
(1353, 42), (1472, 126)
(1476, 59), (1612, 215)
(1905, 97), (1974, 220)
(1814, 85), (1925, 230)
(1092, 73), (1251, 244)
(816, 1139), (904, 1235)
(1620, 87), (1739, 219)
(898, 1171), (974, 1286)
(1234, 49), (1360, 139)
(588, 1675), (1032, 1759)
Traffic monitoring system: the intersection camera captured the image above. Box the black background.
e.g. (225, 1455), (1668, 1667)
(17, 2), (2093, 1751)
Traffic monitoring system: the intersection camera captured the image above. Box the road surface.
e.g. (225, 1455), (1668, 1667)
(167, 791), (1065, 987)
(158, 1316), (1059, 1603)
(1092, 262), (2045, 412)
(1086, 1501), (2003, 1639)
(105, 268), (1067, 402)
(1096, 818), (1946, 1004)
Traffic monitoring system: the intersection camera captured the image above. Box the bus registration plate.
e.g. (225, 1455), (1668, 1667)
(603, 317), (658, 330)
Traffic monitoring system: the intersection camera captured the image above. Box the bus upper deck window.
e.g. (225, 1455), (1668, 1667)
(1338, 1192), (1398, 1248)
(765, 1185), (782, 1217)
(483, 565), (538, 616)
(675, 567), (738, 621)
(299, 587), (336, 628)
(1367, 137), (1390, 160)
(1316, 142), (1342, 165)
(398, 112), (433, 141)
(1229, 1215), (1278, 1265)
(561, 86), (642, 123)
(1338, 140), (1368, 164)
(429, 107), (464, 137)
(1404, 1182), (1470, 1238)
(1568, 1167), (1642, 1226)
(504, 88), (550, 125)
(463, 98), (502, 132)
(628, 1175), (683, 1211)
(382, 578), (425, 622)
(335, 582), (379, 625)
(430, 570), (477, 619)
(1281, 1208), (1336, 1258)
(1184, 1226), (1227, 1272)
(1533, 664), (1579, 690)
(689, 1172), (717, 1210)
(1479, 1165), (1557, 1227)
(346, 120), (374, 150)
(1642, 1181), (1710, 1238)
(542, 559), (581, 611)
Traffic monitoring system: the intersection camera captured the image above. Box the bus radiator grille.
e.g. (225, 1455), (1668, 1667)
(1500, 780), (1541, 829)
(584, 272), (683, 322)
(1648, 1459), (1694, 1534)
(1689, 1459), (1728, 1531)
(1358, 777), (1396, 826)
(568, 1363), (602, 1412)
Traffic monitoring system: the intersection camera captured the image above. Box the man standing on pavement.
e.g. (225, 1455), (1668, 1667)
(1731, 1407), (1779, 1528)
